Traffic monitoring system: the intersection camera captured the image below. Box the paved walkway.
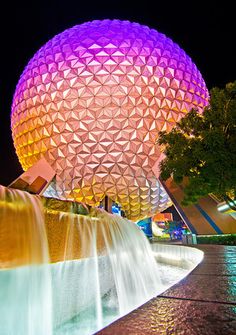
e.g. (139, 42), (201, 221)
(97, 244), (236, 335)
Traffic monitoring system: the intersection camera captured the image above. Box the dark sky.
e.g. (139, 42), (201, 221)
(0, 0), (235, 186)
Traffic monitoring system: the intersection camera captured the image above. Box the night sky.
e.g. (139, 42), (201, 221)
(0, 0), (235, 186)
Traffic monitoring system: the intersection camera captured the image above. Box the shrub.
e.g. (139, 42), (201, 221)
(197, 234), (236, 245)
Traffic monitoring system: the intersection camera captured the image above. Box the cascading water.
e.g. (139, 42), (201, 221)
(0, 184), (203, 335)
(0, 185), (52, 335)
(51, 208), (168, 334)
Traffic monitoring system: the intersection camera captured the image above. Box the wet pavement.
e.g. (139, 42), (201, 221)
(97, 244), (236, 335)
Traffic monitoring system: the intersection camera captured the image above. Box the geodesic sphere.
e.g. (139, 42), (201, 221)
(11, 19), (209, 221)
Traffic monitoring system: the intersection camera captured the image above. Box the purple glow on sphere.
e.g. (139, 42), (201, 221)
(11, 20), (209, 220)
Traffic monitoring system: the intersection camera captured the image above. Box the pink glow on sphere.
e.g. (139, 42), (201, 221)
(11, 19), (209, 220)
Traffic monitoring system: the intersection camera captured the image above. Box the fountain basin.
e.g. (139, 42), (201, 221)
(0, 244), (203, 335)
(0, 185), (204, 335)
(52, 244), (203, 332)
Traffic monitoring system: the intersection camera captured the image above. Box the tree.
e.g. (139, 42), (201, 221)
(158, 81), (236, 208)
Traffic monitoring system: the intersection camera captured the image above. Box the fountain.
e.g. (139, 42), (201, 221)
(0, 185), (52, 335)
(0, 184), (203, 335)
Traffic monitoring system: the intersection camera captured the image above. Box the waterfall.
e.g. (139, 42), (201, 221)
(0, 184), (202, 335)
(51, 208), (166, 334)
(0, 185), (52, 335)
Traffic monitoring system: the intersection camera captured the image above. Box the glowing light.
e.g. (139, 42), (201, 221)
(11, 20), (208, 220)
(217, 201), (236, 213)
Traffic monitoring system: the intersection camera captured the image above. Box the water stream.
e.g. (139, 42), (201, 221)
(0, 185), (52, 335)
(0, 185), (203, 335)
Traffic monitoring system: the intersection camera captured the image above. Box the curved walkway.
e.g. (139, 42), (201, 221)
(97, 244), (236, 335)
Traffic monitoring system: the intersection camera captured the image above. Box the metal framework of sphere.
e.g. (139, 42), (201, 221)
(11, 20), (209, 221)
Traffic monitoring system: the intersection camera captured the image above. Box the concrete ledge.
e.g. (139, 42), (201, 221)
(151, 243), (203, 269)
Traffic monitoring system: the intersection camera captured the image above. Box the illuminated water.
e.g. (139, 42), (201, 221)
(0, 185), (203, 335)
(54, 261), (189, 335)
(0, 185), (52, 335)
